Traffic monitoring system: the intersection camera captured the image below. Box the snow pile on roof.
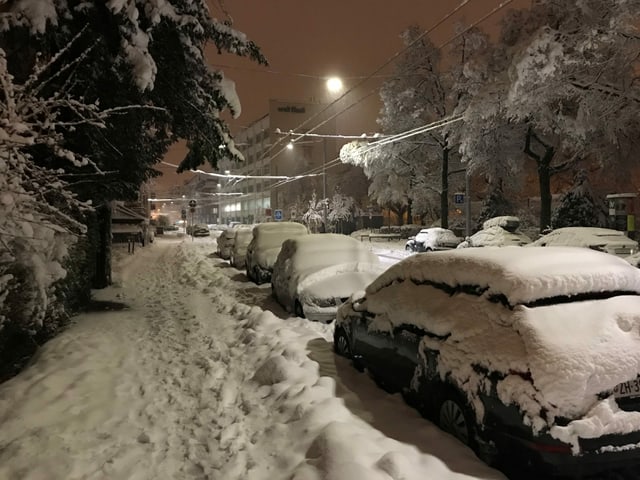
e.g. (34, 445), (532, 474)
(482, 216), (521, 232)
(367, 246), (640, 305)
(251, 222), (308, 268)
(458, 226), (531, 248)
(529, 227), (638, 248)
(280, 234), (379, 279)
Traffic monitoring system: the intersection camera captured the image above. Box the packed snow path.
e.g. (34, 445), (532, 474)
(0, 236), (505, 479)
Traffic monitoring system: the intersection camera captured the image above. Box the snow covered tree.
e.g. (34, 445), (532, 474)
(551, 170), (606, 229)
(460, 0), (640, 232)
(342, 26), (483, 227)
(0, 41), (113, 344)
(301, 192), (325, 233)
(327, 192), (354, 233)
(0, 0), (267, 199)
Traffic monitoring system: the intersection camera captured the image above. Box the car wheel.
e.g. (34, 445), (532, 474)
(437, 387), (477, 449)
(334, 328), (351, 358)
(425, 247), (433, 252)
(405, 244), (413, 251)
(294, 300), (305, 318)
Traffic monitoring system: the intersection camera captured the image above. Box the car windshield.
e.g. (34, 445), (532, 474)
(521, 290), (640, 309)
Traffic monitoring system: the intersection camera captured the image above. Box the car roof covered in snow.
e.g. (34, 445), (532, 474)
(366, 246), (640, 305)
(279, 234), (379, 271)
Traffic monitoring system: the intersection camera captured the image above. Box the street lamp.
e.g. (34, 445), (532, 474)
(326, 76), (344, 95)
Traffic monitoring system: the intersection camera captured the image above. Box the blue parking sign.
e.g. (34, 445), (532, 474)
(274, 209), (283, 221)
(453, 193), (465, 205)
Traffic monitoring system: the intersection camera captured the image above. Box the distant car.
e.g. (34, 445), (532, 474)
(457, 216), (531, 248)
(405, 227), (460, 252)
(335, 246), (640, 476)
(191, 224), (210, 237)
(271, 234), (383, 322)
(527, 226), (637, 258)
(245, 222), (309, 284)
(229, 228), (254, 269)
(217, 228), (237, 259)
(164, 224), (178, 231)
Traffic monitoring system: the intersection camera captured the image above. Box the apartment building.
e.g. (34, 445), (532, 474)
(219, 99), (367, 225)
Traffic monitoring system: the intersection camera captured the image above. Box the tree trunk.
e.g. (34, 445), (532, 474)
(440, 147), (449, 229)
(93, 203), (112, 288)
(524, 126), (555, 233)
(538, 151), (554, 232)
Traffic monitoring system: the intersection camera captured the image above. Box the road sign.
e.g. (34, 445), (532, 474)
(188, 199), (197, 207)
(274, 209), (283, 221)
(453, 192), (465, 205)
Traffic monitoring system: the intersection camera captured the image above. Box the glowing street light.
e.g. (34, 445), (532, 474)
(326, 76), (343, 94)
(287, 142), (294, 150)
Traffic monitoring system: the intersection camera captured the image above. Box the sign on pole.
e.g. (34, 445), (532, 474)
(453, 192), (465, 205)
(274, 209), (283, 221)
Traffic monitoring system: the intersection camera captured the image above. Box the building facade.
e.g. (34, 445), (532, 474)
(219, 99), (368, 226)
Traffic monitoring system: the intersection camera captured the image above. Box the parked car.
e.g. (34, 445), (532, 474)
(217, 227), (238, 259)
(229, 228), (254, 269)
(457, 216), (531, 248)
(245, 222), (309, 284)
(405, 227), (461, 252)
(271, 234), (383, 322)
(191, 223), (210, 237)
(527, 226), (638, 258)
(334, 246), (640, 476)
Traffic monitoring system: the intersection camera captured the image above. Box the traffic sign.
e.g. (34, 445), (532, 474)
(188, 199), (197, 207)
(453, 192), (465, 205)
(274, 209), (283, 221)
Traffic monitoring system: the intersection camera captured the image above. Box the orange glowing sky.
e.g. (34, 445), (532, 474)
(155, 0), (530, 193)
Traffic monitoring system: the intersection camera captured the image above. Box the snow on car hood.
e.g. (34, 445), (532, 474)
(297, 263), (383, 300)
(515, 296), (640, 417)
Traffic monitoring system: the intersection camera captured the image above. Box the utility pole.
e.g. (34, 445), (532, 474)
(322, 137), (327, 232)
(465, 171), (471, 237)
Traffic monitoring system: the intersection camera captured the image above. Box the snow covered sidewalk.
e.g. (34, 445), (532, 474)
(0, 237), (504, 480)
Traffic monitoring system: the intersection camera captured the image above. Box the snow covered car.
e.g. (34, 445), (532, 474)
(271, 234), (383, 322)
(334, 246), (640, 476)
(216, 228), (237, 259)
(405, 227), (461, 252)
(191, 224), (210, 237)
(245, 222), (309, 284)
(457, 216), (531, 248)
(527, 226), (637, 258)
(229, 228), (253, 269)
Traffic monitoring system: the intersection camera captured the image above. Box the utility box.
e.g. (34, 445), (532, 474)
(606, 193), (638, 238)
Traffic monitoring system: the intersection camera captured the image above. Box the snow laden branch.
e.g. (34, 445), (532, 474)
(0, 43), (161, 334)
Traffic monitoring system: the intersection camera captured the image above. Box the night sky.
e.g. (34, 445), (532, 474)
(156, 0), (530, 193)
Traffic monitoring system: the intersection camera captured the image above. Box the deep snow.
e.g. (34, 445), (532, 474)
(0, 234), (504, 480)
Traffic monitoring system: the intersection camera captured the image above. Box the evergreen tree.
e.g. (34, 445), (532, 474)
(551, 171), (606, 229)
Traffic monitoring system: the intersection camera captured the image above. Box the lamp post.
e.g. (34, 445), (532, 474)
(322, 76), (343, 233)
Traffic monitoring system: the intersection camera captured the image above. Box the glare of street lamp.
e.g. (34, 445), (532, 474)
(326, 77), (343, 94)
(287, 142), (294, 150)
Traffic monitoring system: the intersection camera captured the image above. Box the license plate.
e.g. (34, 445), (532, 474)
(614, 378), (640, 399)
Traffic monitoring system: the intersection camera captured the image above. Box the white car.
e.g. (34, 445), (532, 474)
(229, 228), (253, 269)
(335, 246), (640, 476)
(405, 227), (461, 252)
(271, 234), (383, 322)
(245, 222), (309, 284)
(527, 227), (638, 258)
